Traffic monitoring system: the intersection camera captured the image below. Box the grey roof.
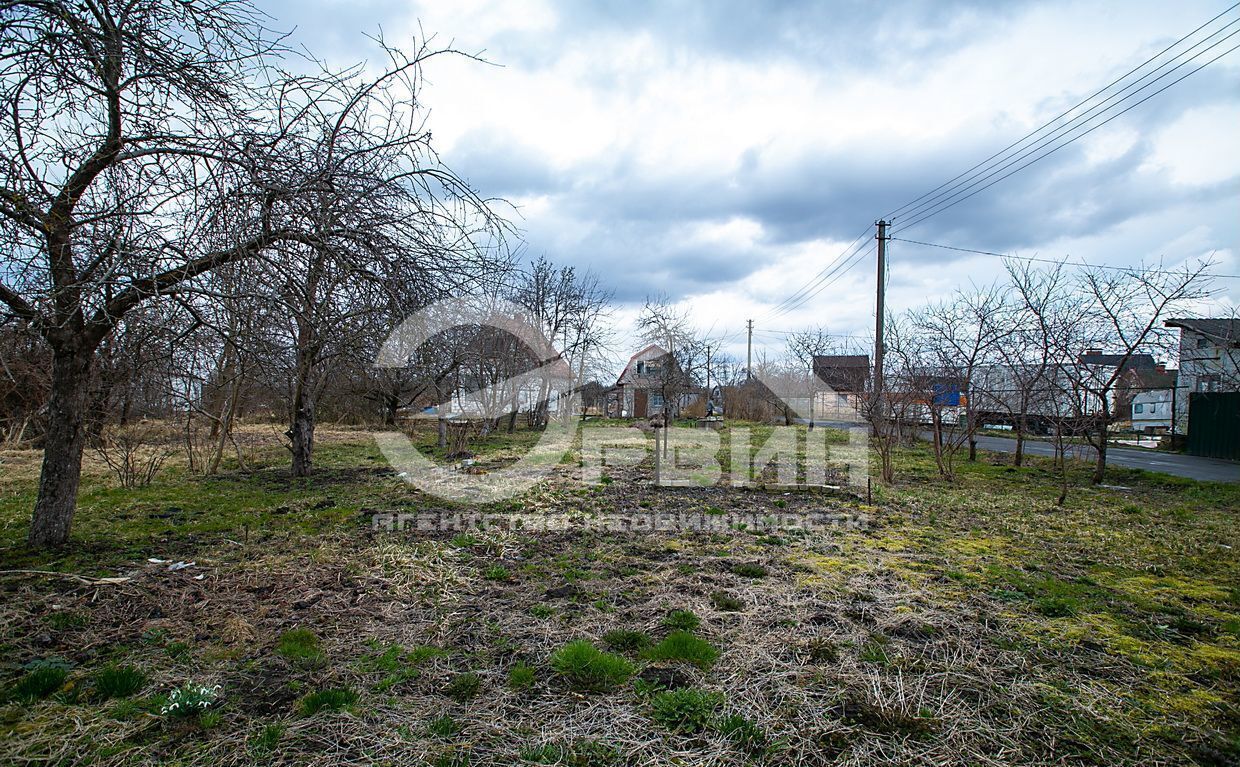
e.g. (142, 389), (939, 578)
(812, 354), (870, 368)
(1165, 318), (1240, 346)
(1078, 352), (1157, 370)
(812, 355), (870, 392)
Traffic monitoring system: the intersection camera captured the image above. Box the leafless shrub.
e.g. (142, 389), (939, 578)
(94, 423), (173, 489)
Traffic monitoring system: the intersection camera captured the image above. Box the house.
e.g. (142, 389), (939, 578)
(605, 344), (699, 419)
(1077, 350), (1161, 420)
(1164, 317), (1240, 435)
(811, 354), (869, 420)
(970, 363), (1076, 433)
(1131, 389), (1173, 433)
(901, 368), (968, 425)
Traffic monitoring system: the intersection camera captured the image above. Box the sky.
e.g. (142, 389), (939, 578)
(265, 0), (1240, 369)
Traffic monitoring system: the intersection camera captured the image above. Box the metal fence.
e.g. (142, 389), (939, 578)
(1186, 392), (1240, 461)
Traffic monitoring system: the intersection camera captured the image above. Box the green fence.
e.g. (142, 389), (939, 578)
(1187, 392), (1240, 461)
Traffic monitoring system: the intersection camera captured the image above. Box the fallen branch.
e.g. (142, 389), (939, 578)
(0, 569), (131, 585)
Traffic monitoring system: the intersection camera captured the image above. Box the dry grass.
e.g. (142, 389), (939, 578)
(0, 424), (1236, 766)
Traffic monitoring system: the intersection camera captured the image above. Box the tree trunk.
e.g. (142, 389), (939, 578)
(383, 393), (399, 427)
(966, 409), (977, 462)
(289, 393), (314, 477)
(28, 348), (94, 548)
(1057, 458), (1069, 506)
(207, 372), (242, 475)
(288, 352), (315, 477)
(1092, 420), (1108, 485)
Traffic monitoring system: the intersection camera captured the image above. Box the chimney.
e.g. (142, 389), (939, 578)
(1085, 348), (1102, 356)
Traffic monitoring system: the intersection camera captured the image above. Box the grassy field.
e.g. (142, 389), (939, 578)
(0, 422), (1237, 766)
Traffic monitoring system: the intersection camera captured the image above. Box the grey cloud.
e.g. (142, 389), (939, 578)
(261, 0), (1240, 314)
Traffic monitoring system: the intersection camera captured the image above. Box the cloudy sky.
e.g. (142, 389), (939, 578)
(268, 0), (1240, 366)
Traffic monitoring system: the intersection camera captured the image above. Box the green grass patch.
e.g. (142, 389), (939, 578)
(663, 609), (701, 632)
(731, 562), (768, 578)
(427, 715), (461, 738)
(484, 564), (511, 581)
(649, 688), (723, 733)
(7, 659), (70, 702)
(549, 640), (635, 693)
(508, 662), (536, 691)
(715, 713), (773, 755)
(92, 664), (146, 700)
(602, 629), (653, 654)
(441, 672), (481, 702)
(642, 631), (720, 669)
(710, 592), (744, 612)
(297, 687), (357, 716)
(250, 723), (284, 755)
(275, 628), (324, 665)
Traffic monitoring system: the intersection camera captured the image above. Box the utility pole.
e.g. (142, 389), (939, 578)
(746, 319), (754, 381)
(874, 220), (889, 398)
(705, 344), (712, 392)
(576, 338), (589, 421)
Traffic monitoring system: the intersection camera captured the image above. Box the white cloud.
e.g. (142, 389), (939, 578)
(266, 0), (1240, 366)
(1145, 103), (1240, 185)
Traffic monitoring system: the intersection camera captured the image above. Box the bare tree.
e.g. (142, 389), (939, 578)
(785, 325), (835, 427)
(864, 314), (917, 484)
(510, 256), (612, 429)
(257, 44), (508, 476)
(1054, 264), (1209, 484)
(635, 295), (704, 422)
(0, 0), (308, 547)
(0, 321), (49, 445)
(983, 260), (1072, 466)
(909, 284), (1010, 479)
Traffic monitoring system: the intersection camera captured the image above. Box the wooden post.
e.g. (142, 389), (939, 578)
(654, 426), (661, 485)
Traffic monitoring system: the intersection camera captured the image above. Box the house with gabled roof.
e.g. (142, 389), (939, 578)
(605, 344), (699, 418)
(1165, 317), (1240, 435)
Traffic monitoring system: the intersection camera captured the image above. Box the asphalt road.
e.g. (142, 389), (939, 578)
(959, 433), (1239, 483)
(802, 419), (1239, 482)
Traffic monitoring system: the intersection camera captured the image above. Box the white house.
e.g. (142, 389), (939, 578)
(1165, 318), (1240, 433)
(1131, 389), (1173, 432)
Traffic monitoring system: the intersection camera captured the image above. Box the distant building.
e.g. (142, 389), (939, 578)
(1164, 317), (1240, 434)
(970, 363), (1076, 433)
(1077, 350), (1161, 420)
(811, 354), (868, 420)
(606, 344), (699, 418)
(1131, 388), (1173, 432)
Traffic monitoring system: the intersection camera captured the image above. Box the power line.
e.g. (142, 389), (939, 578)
(756, 226), (872, 323)
(715, 7), (1240, 352)
(887, 10), (1240, 235)
(771, 243), (877, 319)
(897, 47), (1240, 236)
(890, 236), (1240, 279)
(885, 4), (1240, 223)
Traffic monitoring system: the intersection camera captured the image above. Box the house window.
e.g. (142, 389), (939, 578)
(1198, 374), (1219, 392)
(1196, 336), (1211, 349)
(1134, 403), (1144, 414)
(636, 362), (644, 374)
(650, 392), (664, 410)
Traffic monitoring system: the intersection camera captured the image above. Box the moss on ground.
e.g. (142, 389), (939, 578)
(0, 423), (1236, 765)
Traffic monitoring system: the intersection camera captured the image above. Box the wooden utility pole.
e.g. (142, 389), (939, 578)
(705, 344), (712, 392)
(874, 220), (889, 397)
(746, 319), (754, 380)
